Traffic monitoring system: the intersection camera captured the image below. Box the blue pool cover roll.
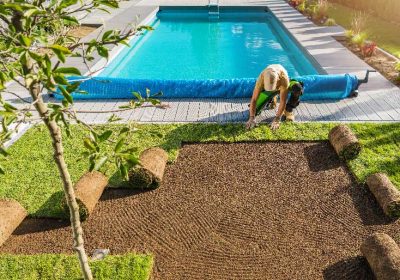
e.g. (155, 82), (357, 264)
(57, 74), (359, 101)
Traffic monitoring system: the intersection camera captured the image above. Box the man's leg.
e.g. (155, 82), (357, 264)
(284, 109), (295, 121)
(284, 92), (300, 121)
(269, 95), (277, 109)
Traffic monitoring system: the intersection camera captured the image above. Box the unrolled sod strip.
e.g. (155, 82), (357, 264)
(63, 171), (108, 221)
(129, 147), (168, 189)
(367, 173), (400, 218)
(328, 124), (361, 160)
(361, 232), (400, 280)
(0, 199), (27, 246)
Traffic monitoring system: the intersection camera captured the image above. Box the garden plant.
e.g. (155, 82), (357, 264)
(0, 0), (158, 279)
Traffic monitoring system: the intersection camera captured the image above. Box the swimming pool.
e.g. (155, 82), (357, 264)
(69, 7), (323, 99)
(101, 8), (319, 79)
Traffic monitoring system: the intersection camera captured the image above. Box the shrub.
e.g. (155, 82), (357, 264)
(395, 60), (400, 82)
(289, 0), (304, 7)
(361, 41), (377, 57)
(312, 0), (329, 22)
(351, 32), (368, 48)
(351, 11), (367, 35)
(324, 18), (336, 26)
(345, 29), (354, 39)
(297, 0), (307, 12)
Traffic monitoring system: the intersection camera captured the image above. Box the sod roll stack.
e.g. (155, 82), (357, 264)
(129, 147), (168, 189)
(328, 125), (361, 160)
(361, 233), (400, 280)
(367, 173), (400, 218)
(64, 171), (108, 221)
(0, 199), (27, 246)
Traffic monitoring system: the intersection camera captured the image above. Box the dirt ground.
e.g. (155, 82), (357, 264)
(1, 142), (399, 279)
(337, 39), (400, 87)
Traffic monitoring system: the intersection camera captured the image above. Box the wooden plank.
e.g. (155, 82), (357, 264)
(140, 105), (157, 123)
(174, 101), (189, 122)
(197, 100), (212, 122)
(162, 101), (179, 122)
(186, 101), (200, 122)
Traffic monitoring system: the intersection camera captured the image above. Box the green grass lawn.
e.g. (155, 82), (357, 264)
(0, 253), (153, 280)
(0, 123), (399, 218)
(326, 2), (400, 57)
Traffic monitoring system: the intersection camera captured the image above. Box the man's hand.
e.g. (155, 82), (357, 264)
(246, 116), (256, 130)
(270, 116), (281, 130)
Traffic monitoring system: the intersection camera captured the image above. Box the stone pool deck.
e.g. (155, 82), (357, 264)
(3, 0), (400, 126)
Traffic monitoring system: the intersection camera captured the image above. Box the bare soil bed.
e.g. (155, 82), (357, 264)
(337, 38), (400, 87)
(1, 142), (399, 279)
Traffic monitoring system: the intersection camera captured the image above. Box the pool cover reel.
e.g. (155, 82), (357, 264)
(57, 72), (372, 100)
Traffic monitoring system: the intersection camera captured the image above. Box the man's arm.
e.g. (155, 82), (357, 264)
(246, 74), (263, 129)
(249, 87), (262, 119)
(271, 87), (288, 130)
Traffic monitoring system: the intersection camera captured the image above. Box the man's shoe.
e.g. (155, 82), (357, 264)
(284, 110), (295, 121)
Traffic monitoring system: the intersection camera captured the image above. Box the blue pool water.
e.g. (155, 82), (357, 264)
(66, 8), (351, 100)
(100, 9), (319, 79)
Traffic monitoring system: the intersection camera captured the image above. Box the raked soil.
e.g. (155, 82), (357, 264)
(1, 142), (399, 279)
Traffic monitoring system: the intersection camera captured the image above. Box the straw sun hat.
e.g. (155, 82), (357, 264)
(263, 68), (279, 91)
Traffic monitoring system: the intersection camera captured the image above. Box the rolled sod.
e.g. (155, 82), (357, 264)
(328, 124), (361, 160)
(129, 147), (168, 189)
(361, 233), (400, 280)
(367, 173), (400, 218)
(63, 171), (108, 221)
(0, 199), (27, 246)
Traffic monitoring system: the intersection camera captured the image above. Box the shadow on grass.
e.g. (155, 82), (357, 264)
(34, 191), (66, 219)
(323, 256), (375, 280)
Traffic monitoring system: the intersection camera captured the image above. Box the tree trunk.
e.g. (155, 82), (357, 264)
(29, 82), (93, 280)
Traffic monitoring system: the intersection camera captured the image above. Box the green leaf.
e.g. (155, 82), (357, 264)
(0, 111), (14, 120)
(0, 147), (9, 157)
(59, 0), (78, 9)
(148, 98), (160, 106)
(107, 114), (122, 123)
(28, 51), (43, 62)
(97, 46), (109, 58)
(23, 8), (42, 18)
(126, 155), (139, 166)
(119, 163), (128, 180)
(119, 127), (130, 135)
(102, 30), (114, 41)
(4, 103), (17, 111)
(133, 92), (142, 101)
(18, 35), (31, 47)
(0, 164), (4, 175)
(137, 26), (154, 31)
(114, 138), (125, 152)
(94, 156), (108, 171)
(52, 49), (66, 63)
(61, 15), (79, 25)
(55, 67), (81, 76)
(99, 130), (113, 141)
(53, 74), (69, 85)
(83, 138), (96, 151)
(50, 45), (71, 63)
(58, 86), (73, 104)
(50, 45), (71, 54)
